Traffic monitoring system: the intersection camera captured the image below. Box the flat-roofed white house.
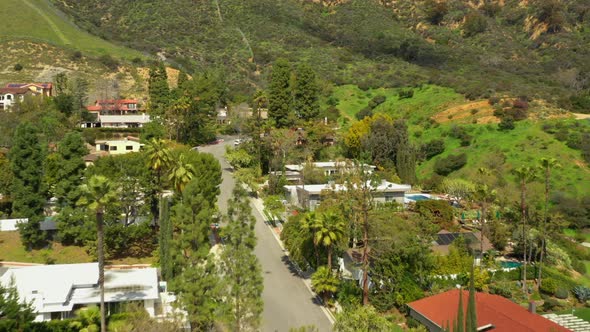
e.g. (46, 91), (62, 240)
(285, 180), (411, 210)
(82, 99), (151, 128)
(0, 263), (179, 322)
(95, 136), (143, 155)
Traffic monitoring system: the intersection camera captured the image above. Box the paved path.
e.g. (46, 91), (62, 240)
(200, 137), (333, 332)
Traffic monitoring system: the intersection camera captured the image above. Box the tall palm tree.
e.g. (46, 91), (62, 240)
(301, 211), (320, 267)
(538, 158), (560, 288)
(512, 166), (537, 295)
(313, 212), (345, 271)
(168, 153), (196, 194)
(78, 176), (117, 332)
(145, 138), (171, 224)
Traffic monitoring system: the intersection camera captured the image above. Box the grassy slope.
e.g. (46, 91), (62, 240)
(0, 231), (153, 265)
(330, 84), (590, 200)
(0, 0), (141, 59)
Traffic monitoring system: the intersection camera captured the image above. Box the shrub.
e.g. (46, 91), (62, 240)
(463, 12), (488, 37)
(131, 57), (143, 65)
(421, 139), (445, 160)
(99, 54), (119, 70)
(540, 278), (558, 295)
(542, 298), (560, 312)
(424, 0), (448, 25)
(398, 88), (414, 99)
(555, 287), (569, 299)
(573, 286), (590, 302)
(415, 199), (454, 226)
(513, 99), (529, 110)
(434, 153), (467, 176)
(368, 95), (386, 108)
(488, 96), (501, 105)
(71, 51), (83, 61)
(13, 63), (23, 71)
(498, 116), (515, 131)
(356, 107), (373, 120)
(470, 109), (479, 115)
(489, 284), (512, 298)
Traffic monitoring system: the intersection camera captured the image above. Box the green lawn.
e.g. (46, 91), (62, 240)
(557, 307), (590, 322)
(0, 0), (142, 58)
(0, 231), (154, 265)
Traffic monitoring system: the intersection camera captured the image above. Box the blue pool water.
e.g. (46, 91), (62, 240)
(406, 194), (432, 201)
(500, 261), (523, 268)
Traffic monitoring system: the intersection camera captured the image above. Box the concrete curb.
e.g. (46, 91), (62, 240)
(249, 196), (337, 325)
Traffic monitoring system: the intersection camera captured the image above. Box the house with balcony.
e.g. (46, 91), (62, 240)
(0, 82), (53, 110)
(82, 99), (151, 128)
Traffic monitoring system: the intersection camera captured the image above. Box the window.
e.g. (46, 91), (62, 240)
(126, 145), (133, 151)
(110, 146), (117, 151)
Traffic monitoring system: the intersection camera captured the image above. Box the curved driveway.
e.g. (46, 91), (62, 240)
(200, 137), (333, 332)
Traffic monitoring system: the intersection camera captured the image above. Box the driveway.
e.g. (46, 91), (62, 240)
(199, 137), (333, 332)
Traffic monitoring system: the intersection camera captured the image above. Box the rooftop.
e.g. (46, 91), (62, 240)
(98, 114), (151, 123)
(408, 289), (570, 332)
(0, 263), (159, 314)
(286, 180), (411, 194)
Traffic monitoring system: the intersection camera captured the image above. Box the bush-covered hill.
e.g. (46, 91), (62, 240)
(52, 0), (590, 109)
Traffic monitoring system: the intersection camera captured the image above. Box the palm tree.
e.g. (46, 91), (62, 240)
(538, 158), (560, 288)
(78, 176), (117, 332)
(313, 212), (345, 271)
(512, 166), (537, 295)
(145, 138), (171, 224)
(311, 266), (339, 304)
(301, 211), (320, 267)
(168, 153), (196, 194)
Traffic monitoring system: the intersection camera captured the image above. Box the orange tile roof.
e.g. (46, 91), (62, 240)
(408, 289), (571, 332)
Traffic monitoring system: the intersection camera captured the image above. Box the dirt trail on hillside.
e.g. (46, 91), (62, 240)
(573, 113), (590, 120)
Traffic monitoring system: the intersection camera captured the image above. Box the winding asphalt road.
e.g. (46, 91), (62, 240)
(200, 137), (333, 332)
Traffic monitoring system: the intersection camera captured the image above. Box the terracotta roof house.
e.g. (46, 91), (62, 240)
(5, 83), (53, 96)
(82, 99), (150, 128)
(408, 289), (571, 332)
(432, 230), (494, 256)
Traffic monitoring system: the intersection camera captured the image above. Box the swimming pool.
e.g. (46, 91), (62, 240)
(500, 261), (522, 268)
(406, 194), (432, 201)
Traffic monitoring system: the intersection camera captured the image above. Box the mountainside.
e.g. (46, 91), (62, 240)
(52, 0), (590, 109)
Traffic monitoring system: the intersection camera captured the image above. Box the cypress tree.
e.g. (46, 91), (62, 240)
(148, 63), (170, 116)
(268, 58), (293, 128)
(54, 132), (88, 207)
(9, 123), (46, 248)
(457, 288), (464, 332)
(159, 197), (173, 281)
(466, 265), (478, 332)
(293, 63), (320, 121)
(220, 184), (263, 331)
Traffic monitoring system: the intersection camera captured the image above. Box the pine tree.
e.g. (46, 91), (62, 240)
(9, 123), (46, 248)
(148, 63), (170, 116)
(54, 132), (88, 207)
(0, 280), (35, 331)
(466, 265), (478, 332)
(220, 185), (263, 331)
(293, 63), (320, 121)
(171, 178), (220, 330)
(268, 58), (293, 128)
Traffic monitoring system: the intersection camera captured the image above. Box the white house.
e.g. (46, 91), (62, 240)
(95, 137), (143, 155)
(285, 180), (411, 210)
(82, 99), (150, 128)
(0, 83), (52, 110)
(0, 263), (178, 322)
(0, 218), (27, 231)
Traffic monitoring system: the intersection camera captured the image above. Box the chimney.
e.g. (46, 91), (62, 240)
(528, 301), (536, 314)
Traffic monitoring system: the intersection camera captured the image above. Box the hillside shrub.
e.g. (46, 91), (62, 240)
(398, 88), (414, 99)
(449, 125), (472, 146)
(414, 200), (453, 227)
(555, 287), (569, 299)
(434, 153), (467, 176)
(542, 298), (560, 312)
(368, 95), (386, 108)
(573, 286), (590, 302)
(420, 139), (445, 160)
(424, 0), (449, 24)
(99, 54), (119, 70)
(463, 12), (488, 37)
(498, 116), (515, 131)
(71, 51), (83, 61)
(489, 284), (512, 299)
(540, 278), (558, 295)
(13, 63), (23, 71)
(356, 107), (373, 120)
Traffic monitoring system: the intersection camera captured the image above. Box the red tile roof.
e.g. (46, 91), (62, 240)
(0, 87), (30, 94)
(408, 289), (570, 332)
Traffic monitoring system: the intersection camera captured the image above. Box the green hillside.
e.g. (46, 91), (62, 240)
(0, 0), (141, 59)
(52, 0), (590, 109)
